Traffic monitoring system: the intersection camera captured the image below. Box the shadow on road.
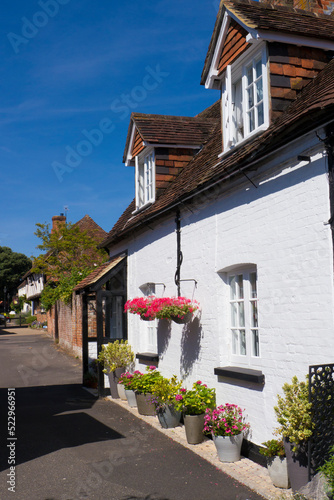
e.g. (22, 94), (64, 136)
(0, 384), (124, 473)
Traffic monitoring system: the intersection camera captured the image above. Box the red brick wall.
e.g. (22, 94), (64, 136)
(269, 43), (333, 120)
(46, 294), (86, 358)
(218, 19), (249, 77)
(155, 147), (197, 196)
(131, 129), (145, 157)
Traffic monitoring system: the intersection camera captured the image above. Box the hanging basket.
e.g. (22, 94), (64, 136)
(171, 312), (193, 324)
(140, 314), (155, 321)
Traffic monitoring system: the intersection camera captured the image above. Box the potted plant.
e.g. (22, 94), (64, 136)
(274, 375), (314, 492)
(119, 371), (142, 407)
(97, 340), (135, 398)
(259, 439), (290, 489)
(131, 366), (163, 415)
(203, 403), (249, 462)
(156, 297), (199, 323)
(150, 375), (183, 428)
(174, 381), (216, 444)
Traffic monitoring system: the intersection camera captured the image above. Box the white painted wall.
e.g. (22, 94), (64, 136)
(110, 132), (334, 445)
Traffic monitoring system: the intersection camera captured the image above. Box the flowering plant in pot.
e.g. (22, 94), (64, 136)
(174, 381), (216, 444)
(203, 403), (249, 462)
(97, 340), (134, 398)
(174, 380), (216, 415)
(131, 366), (163, 416)
(156, 297), (199, 323)
(259, 439), (290, 489)
(274, 375), (314, 492)
(150, 375), (183, 428)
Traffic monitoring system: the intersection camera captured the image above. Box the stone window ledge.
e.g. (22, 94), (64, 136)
(214, 366), (265, 385)
(136, 352), (159, 362)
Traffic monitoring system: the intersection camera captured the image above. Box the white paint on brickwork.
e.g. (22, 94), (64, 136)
(110, 131), (334, 445)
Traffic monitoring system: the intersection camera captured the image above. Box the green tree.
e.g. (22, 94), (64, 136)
(32, 221), (108, 309)
(0, 247), (31, 298)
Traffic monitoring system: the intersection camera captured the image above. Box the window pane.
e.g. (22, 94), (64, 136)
(231, 302), (237, 326)
(240, 330), (246, 355)
(246, 66), (253, 85)
(248, 109), (255, 132)
(250, 300), (258, 328)
(239, 302), (245, 327)
(255, 59), (262, 79)
(229, 275), (236, 300)
(256, 78), (263, 103)
(232, 329), (238, 354)
(237, 274), (243, 299)
(247, 87), (254, 109)
(250, 272), (257, 298)
(252, 330), (259, 357)
(257, 102), (264, 126)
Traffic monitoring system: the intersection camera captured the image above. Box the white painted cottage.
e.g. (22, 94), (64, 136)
(79, 0), (334, 460)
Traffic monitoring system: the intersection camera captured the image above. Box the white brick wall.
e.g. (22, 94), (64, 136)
(111, 134), (334, 445)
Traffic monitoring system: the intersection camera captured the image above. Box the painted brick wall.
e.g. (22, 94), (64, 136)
(118, 132), (334, 446)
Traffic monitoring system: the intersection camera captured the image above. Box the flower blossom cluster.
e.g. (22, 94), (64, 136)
(124, 296), (199, 320)
(204, 403), (249, 437)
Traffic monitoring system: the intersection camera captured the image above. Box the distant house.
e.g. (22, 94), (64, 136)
(77, 0), (334, 458)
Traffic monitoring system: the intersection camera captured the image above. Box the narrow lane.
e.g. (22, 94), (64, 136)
(0, 327), (265, 500)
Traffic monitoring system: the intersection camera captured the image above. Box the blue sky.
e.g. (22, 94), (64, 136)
(0, 0), (220, 259)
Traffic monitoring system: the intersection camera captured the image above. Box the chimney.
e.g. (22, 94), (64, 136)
(51, 213), (66, 234)
(262, 0), (334, 15)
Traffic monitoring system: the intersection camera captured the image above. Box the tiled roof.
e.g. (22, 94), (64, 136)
(73, 255), (125, 291)
(101, 57), (334, 248)
(73, 214), (108, 243)
(123, 110), (219, 162)
(201, 0), (334, 85)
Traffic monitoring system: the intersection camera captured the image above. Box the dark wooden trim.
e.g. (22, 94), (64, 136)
(214, 366), (265, 385)
(136, 352), (159, 362)
(82, 293), (89, 380)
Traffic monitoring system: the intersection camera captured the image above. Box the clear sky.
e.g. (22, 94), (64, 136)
(1, 0), (220, 259)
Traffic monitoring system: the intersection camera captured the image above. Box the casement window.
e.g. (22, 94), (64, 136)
(228, 268), (259, 363)
(222, 45), (269, 152)
(135, 149), (155, 210)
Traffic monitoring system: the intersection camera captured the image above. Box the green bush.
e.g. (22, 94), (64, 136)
(318, 446), (334, 495)
(25, 315), (37, 324)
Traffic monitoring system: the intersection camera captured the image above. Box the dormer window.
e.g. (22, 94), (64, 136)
(135, 149), (155, 210)
(222, 44), (269, 152)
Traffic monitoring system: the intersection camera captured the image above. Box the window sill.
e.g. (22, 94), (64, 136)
(132, 201), (154, 215)
(136, 352), (159, 362)
(218, 125), (268, 160)
(214, 366), (265, 385)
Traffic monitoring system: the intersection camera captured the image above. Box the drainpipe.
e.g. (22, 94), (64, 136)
(174, 209), (182, 296)
(319, 125), (334, 256)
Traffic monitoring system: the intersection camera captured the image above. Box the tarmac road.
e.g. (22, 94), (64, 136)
(0, 327), (265, 500)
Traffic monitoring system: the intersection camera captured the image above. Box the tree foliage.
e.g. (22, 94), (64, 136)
(32, 221), (108, 309)
(0, 246), (31, 296)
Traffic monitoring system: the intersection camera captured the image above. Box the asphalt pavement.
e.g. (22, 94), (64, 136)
(0, 327), (267, 500)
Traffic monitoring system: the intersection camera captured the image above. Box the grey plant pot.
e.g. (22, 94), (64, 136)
(108, 367), (125, 399)
(283, 437), (309, 492)
(183, 413), (205, 444)
(135, 393), (156, 416)
(157, 405), (181, 429)
(125, 389), (137, 407)
(267, 456), (290, 489)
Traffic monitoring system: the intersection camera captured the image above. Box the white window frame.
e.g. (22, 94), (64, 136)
(222, 43), (269, 153)
(227, 266), (260, 366)
(135, 148), (155, 211)
(141, 284), (158, 354)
